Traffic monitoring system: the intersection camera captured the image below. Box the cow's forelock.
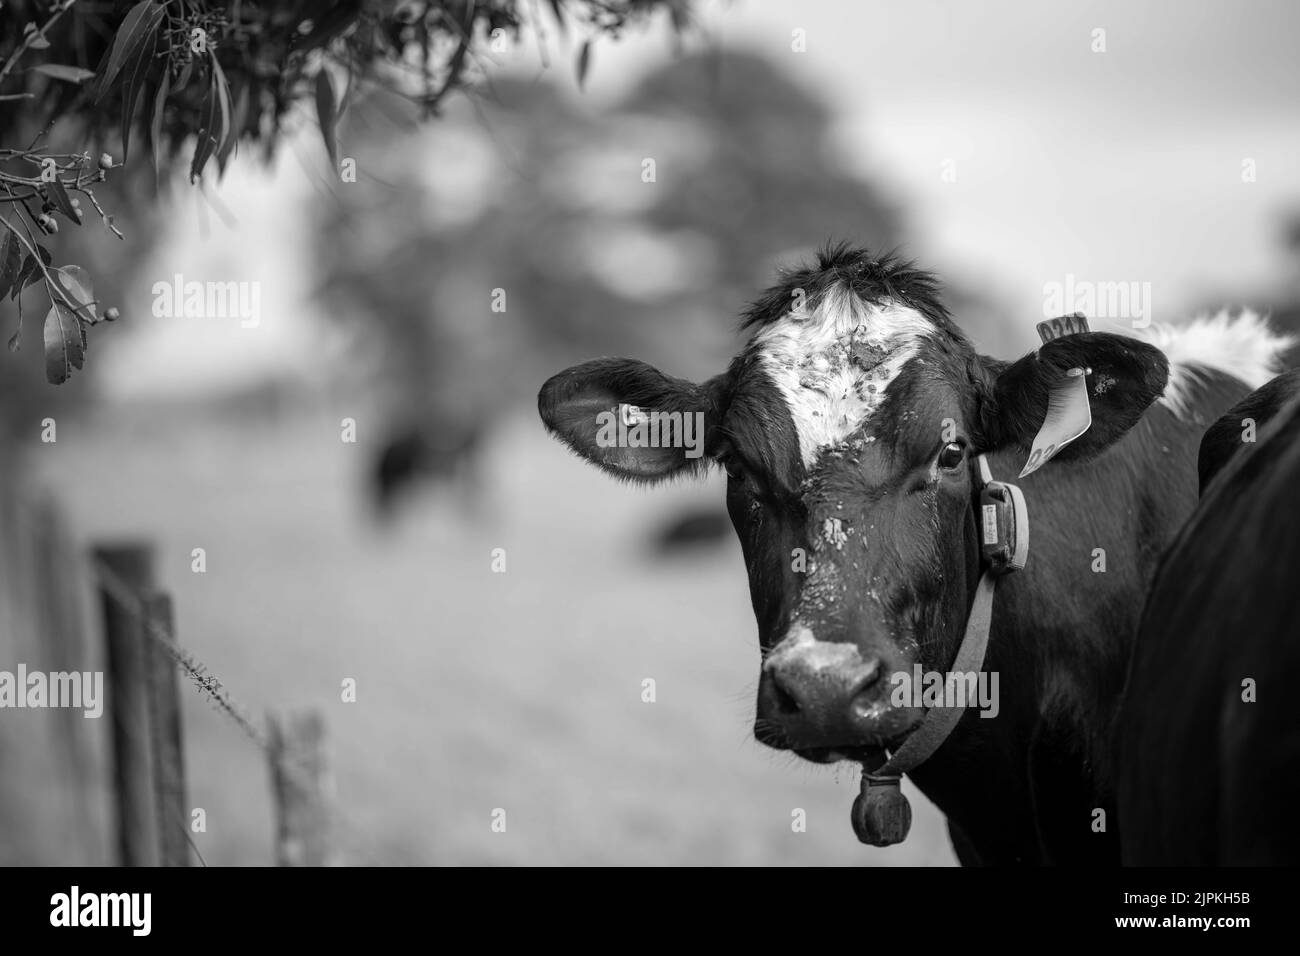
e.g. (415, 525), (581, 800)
(750, 285), (935, 469)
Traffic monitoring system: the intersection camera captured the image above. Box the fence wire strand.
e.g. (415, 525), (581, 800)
(91, 557), (385, 867)
(94, 559), (270, 750)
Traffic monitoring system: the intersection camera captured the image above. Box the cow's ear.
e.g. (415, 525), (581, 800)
(538, 358), (728, 482)
(974, 332), (1170, 466)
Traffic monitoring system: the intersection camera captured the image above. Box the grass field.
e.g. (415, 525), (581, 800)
(25, 399), (956, 866)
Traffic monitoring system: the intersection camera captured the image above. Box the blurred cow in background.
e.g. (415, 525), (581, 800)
(370, 414), (487, 520)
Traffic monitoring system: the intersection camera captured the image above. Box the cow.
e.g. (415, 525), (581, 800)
(1196, 367), (1300, 493)
(1117, 370), (1300, 865)
(537, 243), (1290, 864)
(370, 416), (485, 520)
(648, 506), (733, 558)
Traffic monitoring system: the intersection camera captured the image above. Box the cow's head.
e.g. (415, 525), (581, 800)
(539, 245), (1169, 764)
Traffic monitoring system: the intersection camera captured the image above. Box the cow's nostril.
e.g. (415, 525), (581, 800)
(847, 660), (884, 719)
(769, 670), (802, 714)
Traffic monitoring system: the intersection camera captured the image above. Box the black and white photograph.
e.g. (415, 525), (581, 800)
(0, 0), (1296, 930)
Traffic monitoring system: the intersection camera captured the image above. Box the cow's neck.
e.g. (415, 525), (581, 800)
(904, 408), (1225, 864)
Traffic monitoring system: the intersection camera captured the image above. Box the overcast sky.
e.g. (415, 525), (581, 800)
(575, 0), (1300, 333)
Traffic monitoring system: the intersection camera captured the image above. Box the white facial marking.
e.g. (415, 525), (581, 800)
(753, 285), (933, 467)
(822, 517), (848, 550)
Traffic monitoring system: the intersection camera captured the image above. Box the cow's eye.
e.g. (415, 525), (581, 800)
(937, 442), (965, 471)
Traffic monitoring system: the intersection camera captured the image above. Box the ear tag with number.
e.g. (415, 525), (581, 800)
(1035, 312), (1090, 343)
(1019, 313), (1094, 478)
(619, 403), (650, 426)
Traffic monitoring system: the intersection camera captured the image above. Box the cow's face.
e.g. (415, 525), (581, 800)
(539, 247), (1168, 764)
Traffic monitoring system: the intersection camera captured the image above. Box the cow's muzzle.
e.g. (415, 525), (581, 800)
(756, 624), (923, 753)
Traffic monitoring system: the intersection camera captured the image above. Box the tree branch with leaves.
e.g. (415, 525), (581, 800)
(0, 0), (691, 383)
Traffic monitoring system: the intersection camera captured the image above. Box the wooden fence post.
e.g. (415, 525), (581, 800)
(268, 710), (334, 866)
(143, 591), (189, 866)
(32, 499), (98, 856)
(95, 544), (158, 867)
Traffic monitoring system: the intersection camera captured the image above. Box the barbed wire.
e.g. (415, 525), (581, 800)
(93, 558), (271, 751)
(2, 486), (388, 866)
(90, 555), (385, 867)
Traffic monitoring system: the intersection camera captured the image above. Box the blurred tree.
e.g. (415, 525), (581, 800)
(1184, 210), (1300, 370)
(313, 50), (964, 510)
